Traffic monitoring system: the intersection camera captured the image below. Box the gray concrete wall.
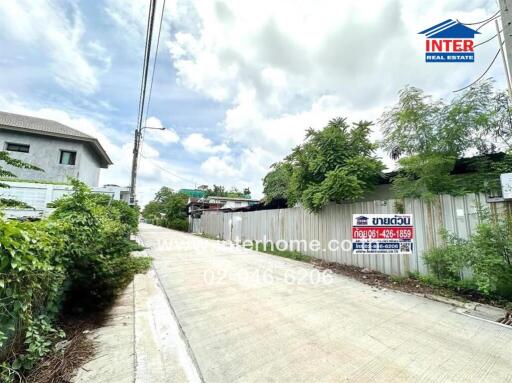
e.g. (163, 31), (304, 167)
(78, 142), (101, 186)
(0, 130), (101, 186)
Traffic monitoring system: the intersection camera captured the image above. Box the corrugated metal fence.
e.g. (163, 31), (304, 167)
(195, 194), (511, 276)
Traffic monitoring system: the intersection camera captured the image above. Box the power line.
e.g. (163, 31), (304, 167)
(453, 46), (502, 92)
(459, 10), (499, 26)
(477, 14), (501, 31)
(139, 0), (167, 170)
(136, 0), (157, 135)
(143, 0), (167, 125)
(140, 154), (199, 186)
(474, 29), (502, 47)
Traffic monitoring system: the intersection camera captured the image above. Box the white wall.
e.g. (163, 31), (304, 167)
(0, 181), (130, 217)
(0, 130), (102, 186)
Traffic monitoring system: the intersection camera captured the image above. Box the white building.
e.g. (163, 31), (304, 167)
(0, 111), (112, 186)
(0, 111), (129, 218)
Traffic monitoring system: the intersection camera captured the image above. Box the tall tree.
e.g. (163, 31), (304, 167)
(263, 118), (385, 212)
(204, 185), (250, 198)
(142, 187), (188, 231)
(380, 80), (512, 199)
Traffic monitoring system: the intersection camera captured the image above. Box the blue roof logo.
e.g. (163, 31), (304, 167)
(419, 19), (480, 39)
(418, 19), (479, 63)
(355, 216), (369, 225)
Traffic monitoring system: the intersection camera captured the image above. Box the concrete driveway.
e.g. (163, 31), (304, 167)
(139, 224), (512, 383)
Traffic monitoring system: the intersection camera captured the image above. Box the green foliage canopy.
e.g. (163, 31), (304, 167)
(380, 81), (512, 199)
(142, 187), (189, 231)
(204, 185), (251, 198)
(263, 118), (385, 212)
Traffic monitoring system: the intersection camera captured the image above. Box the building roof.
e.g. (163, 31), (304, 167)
(206, 195), (260, 202)
(179, 188), (207, 198)
(0, 111), (113, 167)
(418, 19), (480, 39)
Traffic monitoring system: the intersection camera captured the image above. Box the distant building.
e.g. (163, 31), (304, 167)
(188, 195), (260, 218)
(178, 188), (207, 199)
(0, 111), (112, 186)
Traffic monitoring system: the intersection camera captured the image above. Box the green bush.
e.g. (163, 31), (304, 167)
(164, 218), (189, 232)
(51, 180), (149, 311)
(0, 180), (150, 381)
(465, 212), (512, 297)
(423, 230), (467, 282)
(423, 211), (512, 299)
(142, 187), (189, 231)
(0, 219), (66, 379)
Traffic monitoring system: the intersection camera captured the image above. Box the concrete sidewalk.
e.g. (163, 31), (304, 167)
(72, 269), (201, 383)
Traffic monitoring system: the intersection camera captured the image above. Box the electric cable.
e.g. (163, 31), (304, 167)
(474, 29), (502, 47)
(453, 46), (501, 92)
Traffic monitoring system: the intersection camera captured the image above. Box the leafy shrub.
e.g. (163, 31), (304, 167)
(423, 211), (512, 299)
(164, 217), (189, 232)
(0, 219), (66, 381)
(423, 230), (468, 282)
(143, 187), (189, 232)
(51, 180), (149, 311)
(0, 180), (150, 381)
(465, 212), (512, 297)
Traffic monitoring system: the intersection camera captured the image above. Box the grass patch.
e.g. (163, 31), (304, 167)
(389, 275), (408, 284)
(244, 241), (312, 262)
(196, 233), (220, 240)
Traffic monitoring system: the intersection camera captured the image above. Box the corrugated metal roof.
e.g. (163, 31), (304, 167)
(0, 111), (113, 166)
(179, 189), (207, 198)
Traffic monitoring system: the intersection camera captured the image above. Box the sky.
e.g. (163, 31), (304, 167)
(0, 0), (507, 206)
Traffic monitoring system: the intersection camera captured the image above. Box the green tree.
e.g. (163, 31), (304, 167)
(0, 151), (42, 208)
(262, 162), (293, 202)
(380, 80), (512, 199)
(142, 187), (188, 231)
(263, 118), (385, 212)
(204, 185), (249, 198)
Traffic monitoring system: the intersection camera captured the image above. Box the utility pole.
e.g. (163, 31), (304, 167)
(129, 129), (142, 205)
(499, 0), (512, 93)
(496, 19), (512, 97)
(129, 0), (157, 205)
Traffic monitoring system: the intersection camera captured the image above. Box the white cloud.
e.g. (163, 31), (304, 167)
(0, 0), (108, 94)
(0, 94), (195, 206)
(182, 133), (230, 154)
(200, 156), (239, 178)
(144, 116), (180, 144)
(161, 0), (503, 198)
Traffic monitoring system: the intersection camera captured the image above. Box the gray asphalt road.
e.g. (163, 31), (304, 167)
(140, 223), (512, 383)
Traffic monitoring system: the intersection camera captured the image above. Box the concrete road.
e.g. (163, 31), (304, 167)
(139, 223), (512, 383)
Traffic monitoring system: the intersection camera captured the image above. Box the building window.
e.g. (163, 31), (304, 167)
(6, 143), (30, 153)
(59, 150), (76, 165)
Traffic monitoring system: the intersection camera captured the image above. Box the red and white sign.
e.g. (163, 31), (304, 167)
(352, 214), (414, 254)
